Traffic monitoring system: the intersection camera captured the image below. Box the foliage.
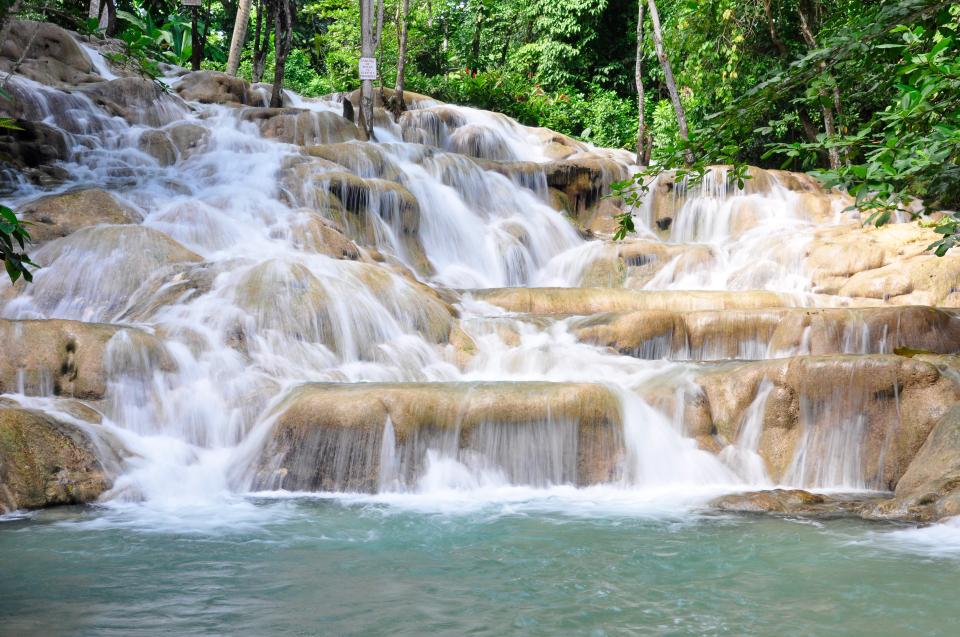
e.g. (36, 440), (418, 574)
(0, 204), (34, 284)
(0, 92), (34, 284)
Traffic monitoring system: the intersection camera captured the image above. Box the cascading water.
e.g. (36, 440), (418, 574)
(1, 32), (956, 528)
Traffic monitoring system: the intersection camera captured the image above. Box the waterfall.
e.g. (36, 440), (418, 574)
(1, 32), (954, 521)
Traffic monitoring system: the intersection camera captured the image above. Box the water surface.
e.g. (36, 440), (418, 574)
(2, 496), (957, 637)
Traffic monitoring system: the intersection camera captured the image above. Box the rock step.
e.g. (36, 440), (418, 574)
(651, 353), (960, 490)
(568, 305), (960, 361)
(0, 319), (173, 400)
(466, 287), (870, 316)
(254, 381), (624, 493)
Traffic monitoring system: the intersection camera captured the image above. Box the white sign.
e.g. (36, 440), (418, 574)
(358, 57), (378, 81)
(181, 0), (202, 6)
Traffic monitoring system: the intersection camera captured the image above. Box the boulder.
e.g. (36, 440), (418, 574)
(17, 188), (142, 243)
(0, 20), (100, 87)
(865, 405), (960, 522)
(254, 381), (623, 492)
(0, 119), (69, 189)
(164, 122), (210, 158)
(8, 225), (202, 321)
(243, 108), (363, 145)
(79, 77), (188, 127)
(288, 211), (362, 260)
(0, 405), (118, 513)
(137, 130), (177, 165)
(709, 488), (879, 518)
(173, 71), (253, 105)
(0, 319), (173, 400)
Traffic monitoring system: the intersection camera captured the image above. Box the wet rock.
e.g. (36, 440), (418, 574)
(289, 211), (362, 260)
(0, 405), (118, 513)
(79, 77), (188, 127)
(242, 108), (362, 145)
(255, 382), (623, 492)
(694, 355), (960, 487)
(864, 405), (960, 522)
(709, 489), (878, 518)
(0, 119), (69, 189)
(137, 130), (177, 166)
(471, 288), (800, 315)
(0, 319), (173, 400)
(571, 306), (960, 361)
(8, 226), (203, 321)
(18, 188), (142, 244)
(173, 71), (253, 105)
(0, 20), (100, 87)
(165, 122), (210, 158)
(346, 87), (438, 111)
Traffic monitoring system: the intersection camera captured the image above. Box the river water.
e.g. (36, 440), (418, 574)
(3, 496), (959, 636)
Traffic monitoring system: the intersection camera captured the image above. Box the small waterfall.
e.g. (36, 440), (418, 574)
(719, 380), (774, 484)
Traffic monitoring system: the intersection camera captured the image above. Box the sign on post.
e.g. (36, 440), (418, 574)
(358, 57), (378, 81)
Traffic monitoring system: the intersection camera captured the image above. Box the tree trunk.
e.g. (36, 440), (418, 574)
(190, 6), (201, 70)
(226, 0), (253, 76)
(104, 0), (117, 37)
(761, 0), (788, 57)
(647, 0), (692, 164)
(252, 0), (271, 83)
(470, 1), (484, 70)
(359, 0), (377, 139)
(797, 0), (840, 169)
(393, 0), (410, 115)
(635, 0), (647, 165)
(270, 0), (293, 108)
(88, 0), (109, 30)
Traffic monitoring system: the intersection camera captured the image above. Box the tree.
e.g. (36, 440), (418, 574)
(797, 0), (841, 169)
(270, 0), (293, 107)
(226, 0), (253, 76)
(251, 0), (271, 83)
(647, 0), (692, 164)
(634, 0), (648, 165)
(359, 0), (384, 139)
(392, 0), (410, 115)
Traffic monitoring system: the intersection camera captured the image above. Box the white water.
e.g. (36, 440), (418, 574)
(1, 41), (954, 544)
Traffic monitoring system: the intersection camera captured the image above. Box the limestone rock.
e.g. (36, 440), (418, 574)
(165, 122), (210, 158)
(79, 77), (188, 127)
(0, 406), (119, 513)
(709, 488), (878, 518)
(242, 108), (362, 145)
(471, 288), (800, 315)
(572, 306), (960, 361)
(0, 20), (100, 87)
(255, 382), (623, 491)
(18, 188), (142, 243)
(865, 405), (960, 522)
(173, 71), (254, 105)
(9, 226), (203, 321)
(694, 355), (960, 488)
(137, 130), (177, 165)
(0, 119), (69, 189)
(0, 319), (173, 400)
